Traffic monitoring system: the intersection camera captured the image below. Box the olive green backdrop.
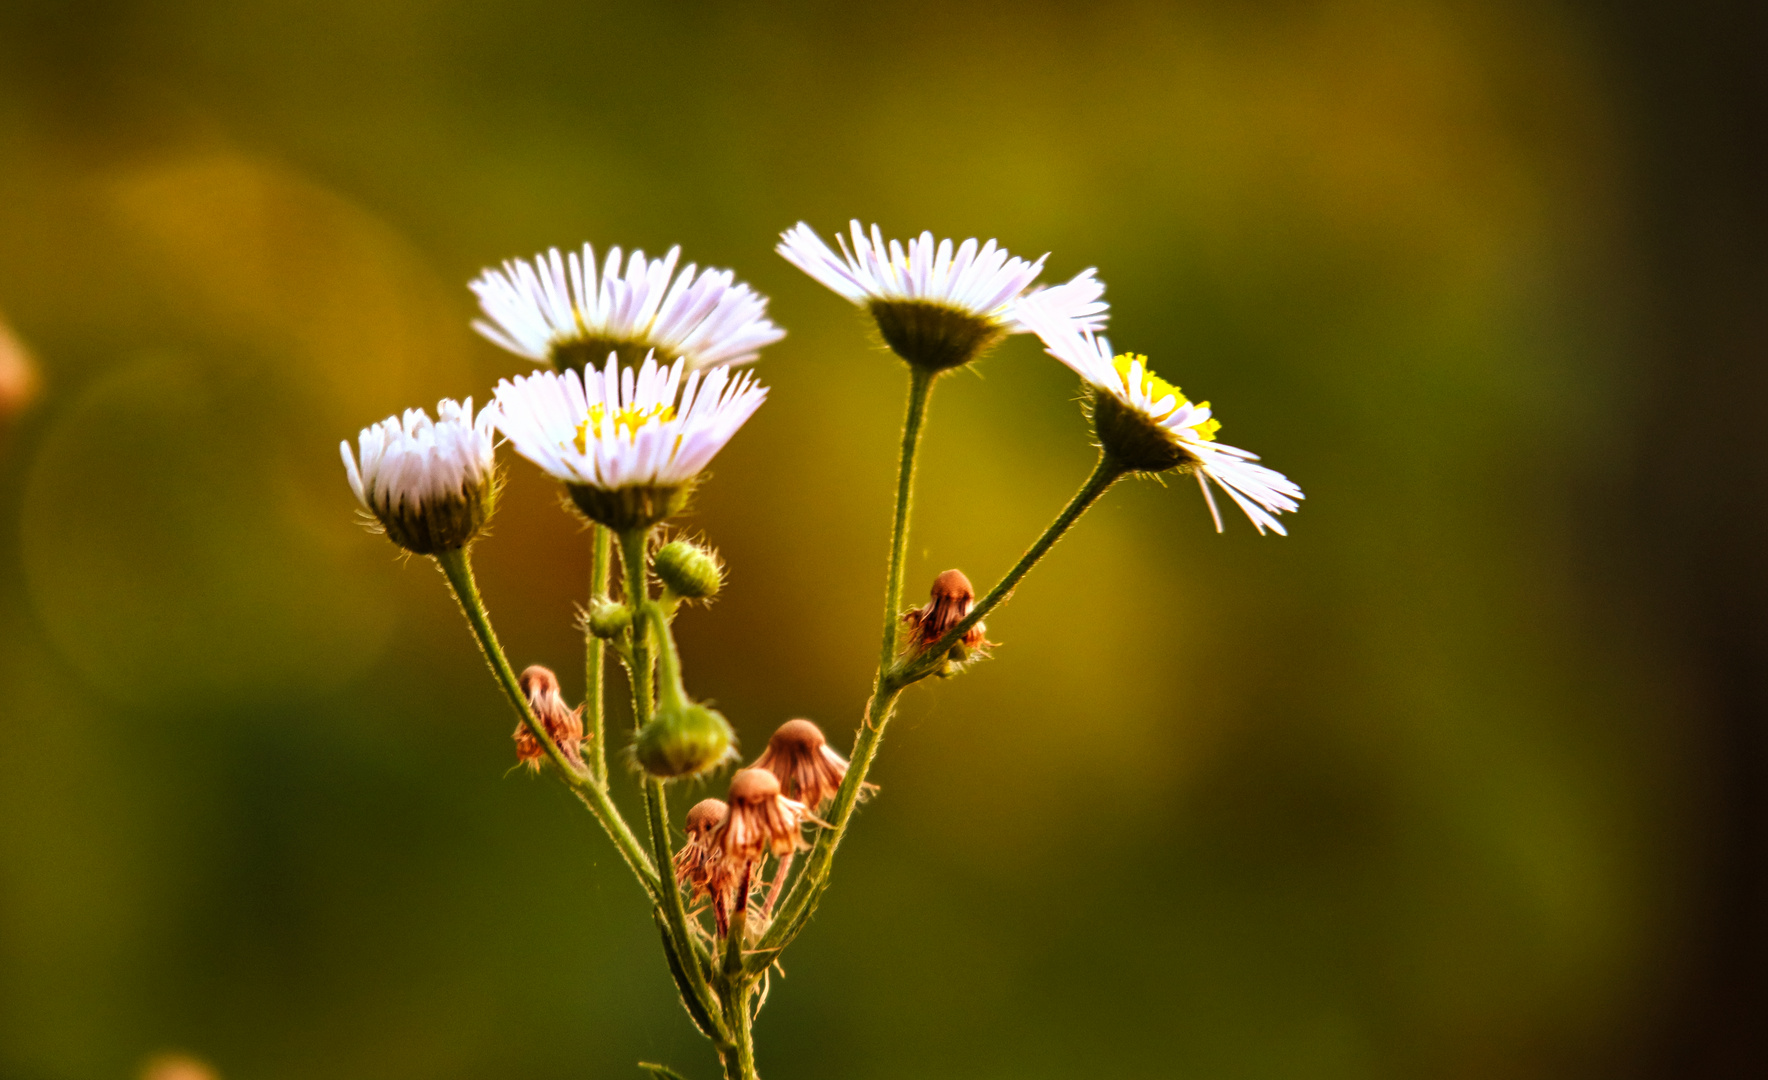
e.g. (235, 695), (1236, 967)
(0, 1), (1757, 1078)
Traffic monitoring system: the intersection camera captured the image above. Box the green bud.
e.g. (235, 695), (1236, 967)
(633, 701), (736, 779)
(586, 598), (632, 639)
(652, 540), (723, 600)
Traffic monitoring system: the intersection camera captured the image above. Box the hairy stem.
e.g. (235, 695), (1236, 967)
(621, 528), (729, 1043)
(433, 547), (662, 902)
(898, 452), (1127, 684)
(878, 366), (936, 670)
(750, 453), (1127, 968)
(586, 524), (612, 785)
(748, 369), (938, 965)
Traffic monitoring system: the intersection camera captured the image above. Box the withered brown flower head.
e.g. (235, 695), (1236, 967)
(514, 664), (585, 771)
(674, 798), (737, 908)
(903, 569), (990, 653)
(754, 719), (851, 811)
(716, 768), (811, 862)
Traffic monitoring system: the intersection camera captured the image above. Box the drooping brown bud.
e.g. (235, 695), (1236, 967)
(674, 798), (738, 930)
(514, 665), (585, 771)
(903, 569), (991, 653)
(753, 719), (862, 811)
(716, 767), (811, 863)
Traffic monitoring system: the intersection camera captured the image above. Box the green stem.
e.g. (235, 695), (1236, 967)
(433, 547), (662, 903)
(747, 369), (937, 966)
(878, 366), (936, 670)
(897, 452), (1127, 684)
(621, 528), (730, 1044)
(587, 524), (612, 785)
(620, 529), (656, 726)
(750, 453), (1128, 969)
(718, 974), (757, 1080)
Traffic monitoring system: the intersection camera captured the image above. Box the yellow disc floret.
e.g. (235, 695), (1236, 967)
(573, 402), (676, 453)
(1112, 353), (1220, 441)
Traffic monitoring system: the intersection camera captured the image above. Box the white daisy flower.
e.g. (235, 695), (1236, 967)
(1015, 297), (1303, 536)
(776, 220), (1107, 371)
(471, 244), (786, 372)
(492, 352), (767, 530)
(341, 398), (498, 553)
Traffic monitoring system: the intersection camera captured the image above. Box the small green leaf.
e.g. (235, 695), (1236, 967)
(638, 1062), (690, 1080)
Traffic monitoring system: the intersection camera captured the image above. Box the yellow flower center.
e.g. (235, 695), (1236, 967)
(573, 402), (676, 452)
(1112, 353), (1220, 441)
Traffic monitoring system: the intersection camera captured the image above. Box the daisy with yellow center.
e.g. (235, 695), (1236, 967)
(491, 351), (767, 531)
(471, 243), (786, 374)
(777, 220), (1107, 372)
(1015, 295), (1303, 535)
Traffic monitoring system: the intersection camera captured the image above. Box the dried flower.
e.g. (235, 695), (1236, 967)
(753, 719), (857, 812)
(903, 569), (990, 654)
(716, 768), (810, 863)
(674, 798), (739, 919)
(514, 665), (585, 771)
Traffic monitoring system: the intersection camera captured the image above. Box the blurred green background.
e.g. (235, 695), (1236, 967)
(2, 1), (1764, 1077)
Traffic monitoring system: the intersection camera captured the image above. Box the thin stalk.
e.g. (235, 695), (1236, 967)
(434, 547), (662, 902)
(586, 524), (612, 785)
(878, 366), (936, 670)
(750, 453), (1128, 969)
(622, 528), (729, 1042)
(726, 861), (752, 980)
(897, 452), (1126, 684)
(761, 853), (793, 917)
(620, 528), (656, 725)
(748, 369), (937, 965)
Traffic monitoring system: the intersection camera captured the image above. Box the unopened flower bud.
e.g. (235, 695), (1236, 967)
(586, 598), (632, 638)
(903, 569), (992, 655)
(754, 719), (868, 812)
(652, 539), (723, 600)
(633, 701), (735, 779)
(717, 767), (812, 862)
(514, 665), (585, 771)
(341, 398), (498, 554)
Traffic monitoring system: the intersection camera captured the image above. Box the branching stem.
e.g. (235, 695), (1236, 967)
(433, 546), (662, 903)
(749, 451), (1126, 969)
(619, 528), (731, 1046)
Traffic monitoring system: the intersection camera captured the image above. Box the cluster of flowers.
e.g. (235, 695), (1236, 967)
(674, 720), (859, 937)
(341, 223), (1302, 563)
(337, 221), (1305, 1079)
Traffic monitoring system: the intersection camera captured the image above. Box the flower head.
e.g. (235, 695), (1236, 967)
(491, 353), (766, 530)
(777, 221), (1107, 372)
(340, 397), (497, 554)
(753, 719), (859, 812)
(716, 767), (811, 863)
(514, 664), (585, 772)
(471, 244), (785, 374)
(1016, 296), (1304, 535)
(675, 798), (739, 910)
(903, 569), (991, 656)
